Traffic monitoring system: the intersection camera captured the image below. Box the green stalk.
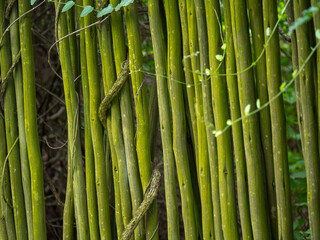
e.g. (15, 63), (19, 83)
(77, 1), (99, 238)
(293, 1), (320, 238)
(163, 0), (198, 239)
(109, 1), (145, 239)
(56, 4), (90, 239)
(18, 0), (47, 238)
(124, 3), (159, 239)
(247, 1), (277, 236)
(193, 1), (217, 239)
(9, 3), (33, 240)
(262, 0), (293, 238)
(311, 0), (320, 169)
(205, 1), (240, 239)
(222, 0), (253, 238)
(97, 14), (133, 235)
(229, 0), (271, 239)
(0, 117), (8, 240)
(178, 0), (198, 156)
(0, 3), (28, 239)
(82, 1), (112, 238)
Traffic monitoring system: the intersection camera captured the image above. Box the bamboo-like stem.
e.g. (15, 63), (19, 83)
(247, 1), (277, 236)
(0, 117), (9, 240)
(55, 3), (90, 239)
(229, 0), (271, 239)
(178, 0), (198, 156)
(9, 3), (33, 240)
(82, 0), (112, 238)
(97, 11), (133, 235)
(18, 0), (47, 238)
(311, 0), (320, 173)
(124, 3), (159, 239)
(205, 1), (239, 239)
(56, 4), (75, 240)
(222, 0), (253, 238)
(109, 0), (145, 239)
(262, 0), (293, 238)
(193, 1), (217, 239)
(77, 1), (99, 238)
(293, 1), (320, 238)
(184, 2), (203, 235)
(0, 2), (28, 239)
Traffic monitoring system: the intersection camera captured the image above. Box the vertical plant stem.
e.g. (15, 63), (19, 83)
(1, 2), (28, 239)
(222, 0), (253, 238)
(193, 0), (217, 239)
(82, 1), (112, 238)
(178, 0), (198, 155)
(262, 0), (293, 238)
(56, 3), (90, 240)
(124, 3), (159, 239)
(18, 0), (47, 238)
(0, 117), (9, 240)
(9, 3), (33, 240)
(206, 1), (239, 239)
(97, 12), (133, 236)
(109, 1), (145, 239)
(77, 1), (99, 238)
(293, 1), (320, 238)
(247, 1), (278, 236)
(229, 0), (271, 239)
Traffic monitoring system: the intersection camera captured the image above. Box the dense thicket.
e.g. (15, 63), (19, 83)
(0, 0), (319, 239)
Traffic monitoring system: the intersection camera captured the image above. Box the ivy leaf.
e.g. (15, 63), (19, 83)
(280, 82), (286, 92)
(80, 5), (94, 17)
(205, 68), (210, 76)
(316, 29), (320, 39)
(215, 54), (223, 61)
(226, 119), (232, 126)
(115, 0), (134, 11)
(256, 99), (261, 109)
(31, 0), (37, 5)
(244, 104), (251, 115)
(221, 43), (226, 50)
(62, 1), (75, 13)
(97, 4), (114, 17)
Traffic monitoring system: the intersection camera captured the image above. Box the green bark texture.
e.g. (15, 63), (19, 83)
(229, 0), (271, 239)
(193, 0), (216, 239)
(262, 0), (293, 238)
(222, 0), (253, 238)
(83, 0), (112, 238)
(124, 3), (159, 239)
(1, 2), (28, 239)
(247, 1), (278, 236)
(56, 4), (90, 240)
(205, 1), (239, 239)
(9, 3), (33, 240)
(78, 1), (99, 238)
(18, 0), (47, 238)
(293, 1), (320, 238)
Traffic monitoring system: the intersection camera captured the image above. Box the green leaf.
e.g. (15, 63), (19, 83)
(316, 29), (320, 39)
(80, 5), (94, 17)
(62, 1), (75, 12)
(266, 27), (270, 36)
(97, 4), (114, 17)
(244, 104), (251, 115)
(226, 119), (232, 126)
(31, 0), (36, 5)
(256, 99), (261, 108)
(215, 54), (223, 61)
(280, 82), (286, 92)
(221, 43), (226, 50)
(205, 68), (210, 76)
(292, 69), (298, 78)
